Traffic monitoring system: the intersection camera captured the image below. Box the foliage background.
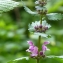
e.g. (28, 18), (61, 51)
(0, 0), (63, 63)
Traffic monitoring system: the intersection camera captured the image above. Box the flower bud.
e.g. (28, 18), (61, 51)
(39, 24), (42, 28)
(40, 51), (43, 56)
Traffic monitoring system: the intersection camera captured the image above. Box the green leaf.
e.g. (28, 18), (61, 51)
(47, 55), (63, 58)
(8, 57), (36, 63)
(8, 57), (29, 63)
(24, 6), (37, 15)
(0, 0), (19, 13)
(13, 57), (29, 61)
(21, 0), (37, 15)
(46, 13), (62, 20)
(7, 61), (15, 63)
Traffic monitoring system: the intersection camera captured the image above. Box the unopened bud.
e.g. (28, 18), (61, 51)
(40, 51), (43, 56)
(39, 24), (42, 28)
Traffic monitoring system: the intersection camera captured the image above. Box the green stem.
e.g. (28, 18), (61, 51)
(37, 59), (39, 63)
(37, 15), (42, 63)
(37, 32), (41, 63)
(38, 15), (42, 51)
(40, 15), (42, 24)
(38, 35), (41, 52)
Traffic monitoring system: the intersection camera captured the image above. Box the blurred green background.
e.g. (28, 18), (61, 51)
(0, 0), (63, 63)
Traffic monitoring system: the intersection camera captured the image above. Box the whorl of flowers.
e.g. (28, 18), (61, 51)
(28, 20), (51, 33)
(35, 0), (47, 14)
(26, 41), (50, 58)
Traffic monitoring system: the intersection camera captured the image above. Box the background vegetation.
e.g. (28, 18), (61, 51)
(0, 0), (63, 63)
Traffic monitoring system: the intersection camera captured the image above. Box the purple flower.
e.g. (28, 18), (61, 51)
(27, 41), (34, 46)
(42, 41), (50, 53)
(26, 41), (38, 57)
(26, 41), (50, 57)
(26, 46), (34, 52)
(31, 46), (38, 57)
(43, 41), (50, 45)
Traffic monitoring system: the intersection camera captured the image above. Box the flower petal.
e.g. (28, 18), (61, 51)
(44, 41), (50, 45)
(27, 41), (34, 46)
(42, 45), (47, 52)
(42, 45), (50, 53)
(29, 46), (34, 52)
(31, 46), (38, 57)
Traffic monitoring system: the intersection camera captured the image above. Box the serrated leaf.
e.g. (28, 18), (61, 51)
(46, 13), (62, 20)
(47, 55), (63, 58)
(21, 0), (37, 15)
(0, 0), (19, 13)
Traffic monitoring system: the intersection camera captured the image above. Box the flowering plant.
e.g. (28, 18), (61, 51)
(25, 0), (51, 63)
(6, 0), (63, 63)
(23, 0), (63, 63)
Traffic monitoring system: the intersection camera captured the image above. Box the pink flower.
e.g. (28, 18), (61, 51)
(27, 41), (34, 46)
(43, 41), (50, 45)
(26, 41), (38, 57)
(31, 46), (38, 57)
(26, 46), (34, 52)
(42, 41), (50, 53)
(26, 41), (50, 57)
